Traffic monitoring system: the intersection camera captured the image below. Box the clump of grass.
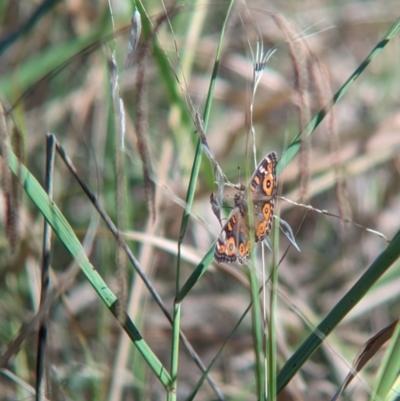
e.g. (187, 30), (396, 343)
(1, 2), (400, 400)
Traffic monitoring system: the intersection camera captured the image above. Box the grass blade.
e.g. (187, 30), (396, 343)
(35, 133), (56, 401)
(3, 146), (173, 390)
(276, 229), (400, 394)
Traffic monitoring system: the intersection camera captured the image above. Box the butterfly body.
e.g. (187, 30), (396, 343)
(214, 152), (277, 264)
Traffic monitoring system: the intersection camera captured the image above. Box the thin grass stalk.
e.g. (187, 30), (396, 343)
(244, 159), (264, 397)
(278, 17), (400, 176)
(35, 133), (55, 401)
(169, 303), (181, 401)
(244, 73), (275, 395)
(248, 261), (265, 399)
(176, 138), (203, 267)
(267, 218), (279, 401)
(178, 0), (208, 82)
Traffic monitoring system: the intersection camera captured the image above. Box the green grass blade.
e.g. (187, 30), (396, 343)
(175, 0), (236, 304)
(4, 146), (173, 390)
(248, 264), (265, 398)
(277, 17), (400, 176)
(177, 0), (236, 253)
(267, 224), (280, 401)
(175, 246), (214, 303)
(169, 303), (181, 401)
(276, 229), (400, 394)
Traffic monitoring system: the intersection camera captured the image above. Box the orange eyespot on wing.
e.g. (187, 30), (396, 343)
(262, 202), (272, 220)
(256, 221), (267, 238)
(238, 241), (250, 258)
(261, 172), (275, 196)
(253, 201), (274, 241)
(225, 237), (236, 256)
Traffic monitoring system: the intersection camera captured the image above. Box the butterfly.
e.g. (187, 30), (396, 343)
(214, 152), (277, 264)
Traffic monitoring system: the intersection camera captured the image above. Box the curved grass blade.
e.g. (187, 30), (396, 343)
(3, 146), (173, 390)
(276, 229), (400, 394)
(332, 320), (399, 400)
(370, 320), (400, 401)
(175, 246), (214, 303)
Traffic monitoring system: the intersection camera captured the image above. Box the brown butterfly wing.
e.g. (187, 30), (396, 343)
(214, 208), (250, 264)
(248, 152), (277, 242)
